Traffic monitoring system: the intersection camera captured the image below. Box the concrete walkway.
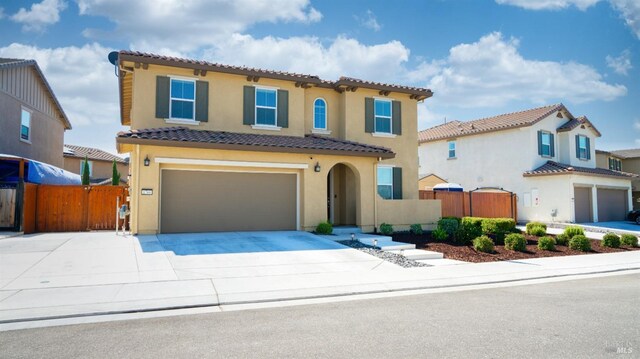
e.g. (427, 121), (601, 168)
(1, 231), (639, 325)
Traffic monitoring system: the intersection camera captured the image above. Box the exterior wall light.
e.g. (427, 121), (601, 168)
(144, 156), (150, 167)
(314, 162), (321, 172)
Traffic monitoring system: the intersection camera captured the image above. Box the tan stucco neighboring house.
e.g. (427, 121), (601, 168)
(63, 144), (128, 185)
(419, 104), (636, 224)
(596, 148), (640, 210)
(418, 174), (447, 190)
(0, 58), (71, 167)
(113, 51), (440, 234)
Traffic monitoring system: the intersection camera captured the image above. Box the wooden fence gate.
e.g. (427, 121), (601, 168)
(420, 190), (517, 220)
(28, 185), (127, 233)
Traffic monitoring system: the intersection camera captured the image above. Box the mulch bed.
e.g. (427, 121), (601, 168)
(392, 232), (640, 263)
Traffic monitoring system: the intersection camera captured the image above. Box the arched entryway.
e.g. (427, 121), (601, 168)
(327, 163), (358, 225)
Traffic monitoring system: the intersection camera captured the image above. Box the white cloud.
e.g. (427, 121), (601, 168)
(77, 0), (322, 52)
(634, 119), (640, 130)
(355, 10), (382, 32)
(421, 32), (626, 107)
(202, 34), (410, 83)
(11, 0), (67, 32)
(496, 0), (640, 39)
(606, 49), (632, 75)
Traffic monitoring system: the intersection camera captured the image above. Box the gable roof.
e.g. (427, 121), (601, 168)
(63, 144), (127, 163)
(116, 127), (395, 158)
(419, 173), (446, 181)
(523, 161), (636, 179)
(608, 148), (640, 159)
(0, 58), (71, 129)
(418, 104), (567, 143)
(556, 116), (601, 137)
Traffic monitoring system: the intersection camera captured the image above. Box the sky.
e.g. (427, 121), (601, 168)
(1, 0), (638, 154)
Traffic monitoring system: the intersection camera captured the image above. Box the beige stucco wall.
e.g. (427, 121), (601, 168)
(63, 156), (129, 179)
(376, 198), (440, 231)
(0, 91), (65, 167)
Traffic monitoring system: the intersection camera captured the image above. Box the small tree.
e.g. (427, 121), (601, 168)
(81, 156), (91, 185)
(111, 159), (121, 186)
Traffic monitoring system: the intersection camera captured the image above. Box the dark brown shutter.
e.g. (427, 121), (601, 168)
(392, 101), (402, 135)
(277, 89), (289, 128)
(195, 81), (208, 122)
(393, 167), (403, 200)
(365, 97), (374, 133)
(243, 86), (255, 125)
(155, 76), (170, 118)
(537, 131), (543, 156)
(549, 133), (555, 157)
(586, 137), (591, 159)
(575, 135), (580, 158)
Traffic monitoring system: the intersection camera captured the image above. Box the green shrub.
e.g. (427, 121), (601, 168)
(538, 236), (556, 251)
(620, 234), (638, 247)
(601, 233), (620, 248)
(481, 218), (516, 236)
(461, 217), (484, 228)
(379, 223), (394, 236)
(569, 235), (591, 252)
(504, 233), (527, 252)
(441, 216), (462, 224)
(437, 218), (459, 237)
(555, 233), (570, 246)
(528, 225), (547, 237)
(410, 224), (423, 235)
(563, 225), (585, 238)
(526, 222), (547, 234)
(511, 227), (523, 234)
(473, 235), (495, 253)
(455, 220), (483, 245)
(431, 228), (448, 242)
(315, 221), (333, 235)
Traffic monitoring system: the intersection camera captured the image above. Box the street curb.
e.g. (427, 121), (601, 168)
(2, 266), (639, 325)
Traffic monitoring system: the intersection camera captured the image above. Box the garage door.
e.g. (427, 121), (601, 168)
(597, 188), (628, 222)
(574, 187), (592, 223)
(161, 170), (297, 233)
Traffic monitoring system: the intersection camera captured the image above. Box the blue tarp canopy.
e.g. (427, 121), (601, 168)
(0, 154), (81, 185)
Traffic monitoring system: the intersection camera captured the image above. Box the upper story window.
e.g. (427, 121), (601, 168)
(313, 98), (327, 129)
(170, 79), (195, 120)
(255, 88), (277, 126)
(80, 159), (93, 177)
(448, 141), (456, 158)
(537, 130), (555, 158)
(20, 108), (31, 142)
(374, 99), (392, 134)
(609, 157), (622, 171)
(577, 135), (589, 160)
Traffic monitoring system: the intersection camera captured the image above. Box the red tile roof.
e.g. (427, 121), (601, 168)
(418, 104), (566, 143)
(116, 127), (395, 158)
(523, 161), (637, 178)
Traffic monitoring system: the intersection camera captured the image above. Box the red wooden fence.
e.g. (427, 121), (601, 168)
(420, 190), (517, 220)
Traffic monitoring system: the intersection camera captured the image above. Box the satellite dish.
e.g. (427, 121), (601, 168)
(108, 51), (119, 65)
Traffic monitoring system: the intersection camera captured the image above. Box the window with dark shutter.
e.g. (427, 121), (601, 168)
(277, 89), (288, 128)
(195, 81), (209, 122)
(392, 101), (402, 135)
(365, 97), (374, 133)
(392, 167), (403, 200)
(243, 86), (255, 125)
(156, 76), (170, 119)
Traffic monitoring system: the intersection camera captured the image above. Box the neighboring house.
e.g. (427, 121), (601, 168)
(418, 104), (635, 223)
(63, 144), (128, 185)
(113, 51), (438, 234)
(418, 174), (447, 190)
(0, 58), (71, 167)
(596, 148), (640, 210)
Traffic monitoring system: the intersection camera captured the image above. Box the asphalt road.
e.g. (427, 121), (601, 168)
(1, 274), (639, 358)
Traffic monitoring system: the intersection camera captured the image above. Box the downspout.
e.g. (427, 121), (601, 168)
(373, 157), (380, 232)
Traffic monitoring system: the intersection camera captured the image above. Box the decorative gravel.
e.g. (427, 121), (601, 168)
(337, 240), (429, 268)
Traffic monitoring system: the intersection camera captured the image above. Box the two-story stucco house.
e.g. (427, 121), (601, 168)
(418, 104), (635, 224)
(113, 51), (439, 235)
(596, 148), (640, 210)
(0, 58), (71, 167)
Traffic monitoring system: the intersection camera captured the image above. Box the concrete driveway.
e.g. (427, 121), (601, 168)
(580, 221), (640, 234)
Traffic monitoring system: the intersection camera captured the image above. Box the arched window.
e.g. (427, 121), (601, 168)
(313, 98), (327, 129)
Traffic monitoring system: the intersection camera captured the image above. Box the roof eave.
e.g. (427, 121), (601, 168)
(115, 137), (396, 159)
(523, 171), (635, 179)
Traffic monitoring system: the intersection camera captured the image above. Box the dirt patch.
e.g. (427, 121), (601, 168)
(392, 232), (640, 263)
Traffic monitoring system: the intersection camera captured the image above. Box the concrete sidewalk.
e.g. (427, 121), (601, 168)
(1, 232), (639, 325)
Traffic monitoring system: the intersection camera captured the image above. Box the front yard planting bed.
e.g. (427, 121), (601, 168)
(391, 232), (640, 263)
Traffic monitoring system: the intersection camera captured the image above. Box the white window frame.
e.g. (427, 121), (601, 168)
(169, 77), (196, 121)
(80, 159), (93, 177)
(377, 165), (394, 200)
(448, 141), (456, 159)
(374, 98), (392, 135)
(20, 107), (32, 143)
(254, 86), (278, 127)
(313, 98), (327, 130)
(577, 135), (588, 160)
(540, 132), (551, 157)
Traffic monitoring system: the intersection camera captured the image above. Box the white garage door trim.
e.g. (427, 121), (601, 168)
(159, 167), (301, 232)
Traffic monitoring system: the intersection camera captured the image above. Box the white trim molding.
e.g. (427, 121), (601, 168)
(165, 119), (200, 126)
(251, 124), (281, 131)
(154, 157), (309, 169)
(372, 132), (397, 138)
